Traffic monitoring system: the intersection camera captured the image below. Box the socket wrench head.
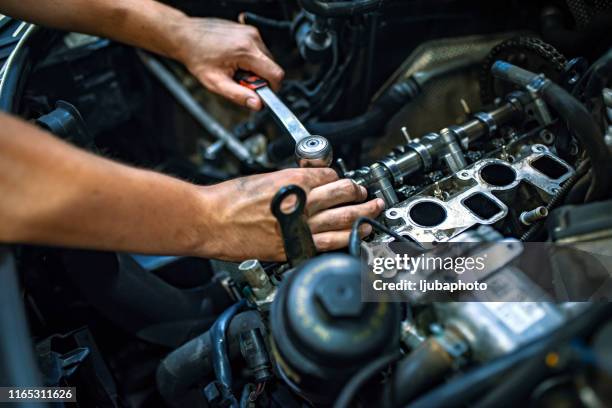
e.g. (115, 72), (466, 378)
(295, 135), (333, 168)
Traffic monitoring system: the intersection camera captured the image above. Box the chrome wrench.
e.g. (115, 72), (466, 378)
(236, 71), (333, 168)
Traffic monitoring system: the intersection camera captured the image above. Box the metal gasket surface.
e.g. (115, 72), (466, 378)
(382, 144), (574, 243)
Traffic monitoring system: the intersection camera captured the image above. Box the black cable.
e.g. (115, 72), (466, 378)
(349, 216), (419, 257)
(300, 0), (385, 17)
(333, 350), (402, 408)
(472, 354), (551, 408)
(241, 12), (291, 31)
(210, 299), (248, 407)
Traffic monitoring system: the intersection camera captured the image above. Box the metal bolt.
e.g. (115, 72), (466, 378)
(433, 182), (443, 199)
(460, 98), (471, 115)
(520, 206), (549, 225)
(336, 157), (348, 176)
(401, 126), (412, 143)
(500, 145), (509, 161)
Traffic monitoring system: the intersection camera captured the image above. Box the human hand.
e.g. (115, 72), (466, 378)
(199, 168), (385, 262)
(172, 17), (284, 110)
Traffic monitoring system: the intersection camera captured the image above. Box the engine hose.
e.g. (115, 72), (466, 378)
(156, 310), (264, 407)
(348, 216), (418, 257)
(579, 47), (612, 104)
(240, 12), (291, 31)
(492, 62), (611, 202)
(210, 300), (248, 400)
(407, 302), (612, 408)
(565, 170), (592, 205)
(472, 354), (551, 408)
(267, 78), (420, 161)
(520, 160), (589, 241)
(299, 0), (384, 17)
(333, 350), (402, 408)
(383, 338), (454, 408)
(543, 83), (610, 201)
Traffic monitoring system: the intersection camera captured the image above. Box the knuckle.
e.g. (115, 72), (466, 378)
(280, 168), (300, 180)
(246, 25), (260, 38)
(317, 235), (333, 251)
(275, 68), (285, 81)
(368, 200), (381, 213)
(292, 172), (308, 186)
(340, 179), (356, 194)
(340, 211), (355, 226)
(326, 168), (339, 179)
(235, 39), (252, 54)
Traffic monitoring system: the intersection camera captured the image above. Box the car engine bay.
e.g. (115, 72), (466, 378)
(1, 0), (612, 407)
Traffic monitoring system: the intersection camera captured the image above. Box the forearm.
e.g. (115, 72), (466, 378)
(0, 114), (214, 256)
(0, 0), (187, 60)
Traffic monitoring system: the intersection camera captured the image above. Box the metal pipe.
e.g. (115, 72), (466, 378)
(520, 206), (548, 225)
(136, 51), (252, 163)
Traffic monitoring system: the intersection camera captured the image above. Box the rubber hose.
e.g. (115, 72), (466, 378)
(541, 82), (610, 201)
(582, 48), (612, 102)
(383, 338), (454, 407)
(565, 171), (591, 204)
(211, 299), (248, 391)
(333, 350), (402, 408)
(241, 12), (291, 31)
(472, 355), (550, 408)
(299, 0), (384, 17)
(156, 310), (264, 407)
(349, 216), (419, 257)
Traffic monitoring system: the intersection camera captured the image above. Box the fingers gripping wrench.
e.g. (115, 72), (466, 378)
(236, 71), (333, 168)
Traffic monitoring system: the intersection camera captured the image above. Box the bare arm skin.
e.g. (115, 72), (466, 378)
(0, 114), (383, 261)
(0, 0), (284, 110)
(0, 1), (383, 260)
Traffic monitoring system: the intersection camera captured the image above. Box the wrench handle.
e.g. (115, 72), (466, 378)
(271, 185), (317, 267)
(235, 70), (268, 91)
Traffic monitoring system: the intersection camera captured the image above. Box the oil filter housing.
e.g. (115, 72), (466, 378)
(270, 253), (401, 403)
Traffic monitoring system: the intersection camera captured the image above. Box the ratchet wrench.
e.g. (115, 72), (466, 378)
(235, 70), (333, 168)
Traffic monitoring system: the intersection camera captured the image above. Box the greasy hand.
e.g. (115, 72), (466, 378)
(173, 17), (284, 110)
(201, 168), (385, 262)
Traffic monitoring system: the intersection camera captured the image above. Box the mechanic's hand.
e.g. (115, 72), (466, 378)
(202, 168), (385, 262)
(174, 17), (284, 110)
